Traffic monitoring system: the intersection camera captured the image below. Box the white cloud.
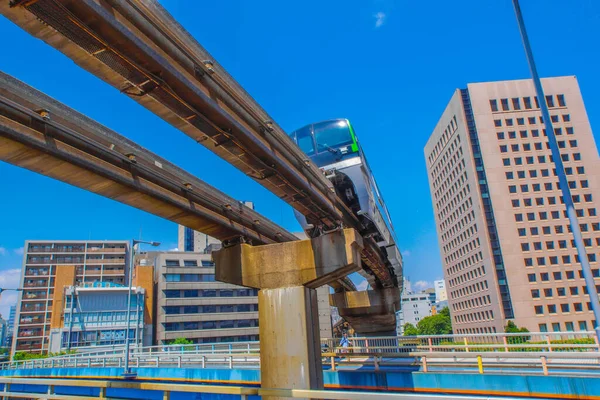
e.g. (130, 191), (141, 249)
(0, 269), (21, 320)
(356, 280), (370, 291)
(374, 12), (386, 28)
(13, 247), (24, 256)
(0, 247), (6, 256)
(413, 280), (431, 292)
(401, 250), (411, 257)
(168, 247), (179, 252)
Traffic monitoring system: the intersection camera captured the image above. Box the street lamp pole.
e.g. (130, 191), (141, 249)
(512, 0), (600, 340)
(122, 239), (159, 379)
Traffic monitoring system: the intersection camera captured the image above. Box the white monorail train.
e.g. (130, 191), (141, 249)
(288, 119), (402, 287)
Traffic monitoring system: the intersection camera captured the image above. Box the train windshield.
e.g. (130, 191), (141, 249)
(313, 120), (353, 152)
(293, 125), (315, 155)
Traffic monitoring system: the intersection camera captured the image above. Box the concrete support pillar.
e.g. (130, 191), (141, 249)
(214, 228), (363, 399)
(259, 286), (322, 398)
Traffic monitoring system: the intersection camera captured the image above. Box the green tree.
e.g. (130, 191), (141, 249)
(168, 338), (193, 345)
(403, 323), (418, 336)
(415, 307), (453, 335)
(504, 320), (530, 344)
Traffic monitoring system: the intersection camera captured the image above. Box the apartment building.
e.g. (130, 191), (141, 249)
(425, 77), (600, 333)
(13, 241), (129, 354)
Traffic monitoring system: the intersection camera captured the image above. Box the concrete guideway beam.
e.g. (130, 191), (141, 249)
(213, 228), (362, 400)
(331, 288), (401, 336)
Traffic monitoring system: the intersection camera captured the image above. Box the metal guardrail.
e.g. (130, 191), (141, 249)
(5, 332), (598, 373)
(321, 331), (599, 353)
(0, 377), (535, 399)
(324, 351), (600, 376)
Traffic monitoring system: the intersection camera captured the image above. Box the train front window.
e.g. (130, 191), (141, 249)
(294, 126), (315, 155)
(314, 120), (353, 152)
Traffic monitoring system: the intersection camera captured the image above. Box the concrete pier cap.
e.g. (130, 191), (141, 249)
(213, 228), (363, 289)
(331, 288), (401, 335)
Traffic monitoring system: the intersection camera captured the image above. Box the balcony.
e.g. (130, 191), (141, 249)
(15, 345), (43, 352)
(25, 268), (50, 276)
(20, 305), (46, 313)
(23, 281), (48, 288)
(85, 258), (126, 265)
(18, 330), (43, 338)
(102, 269), (126, 275)
(19, 317), (46, 325)
(87, 247), (126, 253)
(22, 293), (47, 300)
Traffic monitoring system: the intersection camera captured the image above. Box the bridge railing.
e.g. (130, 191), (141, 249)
(321, 331), (599, 353)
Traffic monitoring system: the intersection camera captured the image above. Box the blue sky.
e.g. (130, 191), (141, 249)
(0, 1), (599, 315)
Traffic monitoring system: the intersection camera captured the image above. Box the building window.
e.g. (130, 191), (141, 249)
(548, 304), (557, 314)
(531, 289), (540, 298)
(541, 272), (549, 281)
(565, 321), (574, 331)
(524, 97), (532, 109)
(552, 322), (560, 332)
(165, 260), (180, 267)
(527, 273), (536, 282)
(490, 99), (498, 112)
(501, 98), (509, 111)
(497, 132), (505, 140)
(534, 305), (543, 315)
(557, 94), (566, 107)
(546, 95), (555, 107)
(183, 260), (198, 267)
(494, 119), (502, 127)
(544, 288), (553, 297)
(512, 98), (521, 110)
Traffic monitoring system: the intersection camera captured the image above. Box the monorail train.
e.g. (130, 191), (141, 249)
(288, 119), (402, 287)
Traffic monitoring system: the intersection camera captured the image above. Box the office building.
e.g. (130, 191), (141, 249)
(48, 265), (154, 353)
(434, 280), (448, 302)
(397, 292), (434, 335)
(178, 201), (254, 253)
(139, 251), (259, 345)
(6, 306), (15, 348)
(425, 76), (600, 333)
(13, 241), (129, 354)
(178, 227), (221, 253)
(0, 317), (7, 349)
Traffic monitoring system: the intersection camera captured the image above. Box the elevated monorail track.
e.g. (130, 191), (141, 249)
(2, 0), (396, 287)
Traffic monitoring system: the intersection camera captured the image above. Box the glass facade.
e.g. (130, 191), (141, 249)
(461, 89), (515, 319)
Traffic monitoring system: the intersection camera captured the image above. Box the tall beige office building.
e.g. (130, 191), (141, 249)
(425, 76), (600, 334)
(13, 241), (129, 354)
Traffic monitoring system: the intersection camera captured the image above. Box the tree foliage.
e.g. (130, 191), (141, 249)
(403, 323), (418, 336)
(504, 320), (530, 344)
(168, 337), (193, 345)
(402, 307), (453, 336)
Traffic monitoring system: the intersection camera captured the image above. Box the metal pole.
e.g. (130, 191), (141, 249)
(123, 241), (137, 377)
(512, 0), (600, 340)
(66, 290), (75, 351)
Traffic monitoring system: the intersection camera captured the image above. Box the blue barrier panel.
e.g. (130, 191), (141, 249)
(3, 366), (600, 399)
